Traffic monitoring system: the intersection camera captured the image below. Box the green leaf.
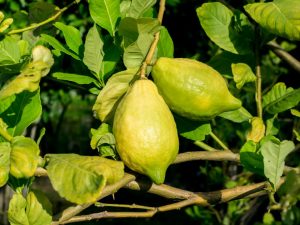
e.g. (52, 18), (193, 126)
(52, 72), (99, 86)
(54, 22), (83, 56)
(83, 24), (104, 78)
(174, 115), (211, 141)
(8, 192), (52, 225)
(208, 51), (254, 77)
(244, 0), (300, 41)
(157, 27), (174, 58)
(293, 129), (300, 142)
(0, 90), (42, 136)
(261, 136), (295, 189)
(123, 33), (153, 68)
(126, 0), (156, 19)
(291, 109), (300, 117)
(45, 154), (124, 204)
(92, 68), (139, 123)
(0, 142), (11, 187)
(218, 107), (253, 123)
(8, 193), (29, 225)
(196, 3), (253, 54)
(231, 63), (256, 89)
(0, 36), (20, 64)
(41, 34), (80, 60)
(89, 0), (120, 37)
(262, 82), (300, 114)
(119, 17), (160, 48)
(240, 140), (264, 176)
(90, 123), (117, 158)
(10, 136), (40, 178)
(266, 115), (279, 136)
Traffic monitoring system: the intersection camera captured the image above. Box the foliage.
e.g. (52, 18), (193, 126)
(0, 0), (299, 224)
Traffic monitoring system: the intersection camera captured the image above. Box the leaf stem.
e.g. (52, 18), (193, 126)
(194, 141), (218, 151)
(0, 127), (12, 142)
(210, 131), (229, 150)
(254, 25), (263, 119)
(8, 0), (80, 35)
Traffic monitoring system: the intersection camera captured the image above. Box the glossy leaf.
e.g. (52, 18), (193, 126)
(196, 3), (253, 54)
(240, 140), (264, 176)
(0, 90), (42, 136)
(231, 63), (256, 89)
(175, 115), (211, 141)
(52, 72), (99, 86)
(263, 82), (300, 114)
(123, 33), (153, 68)
(54, 22), (83, 56)
(157, 27), (174, 58)
(261, 136), (295, 189)
(126, 0), (156, 18)
(41, 34), (80, 60)
(218, 107), (253, 123)
(244, 0), (300, 40)
(83, 24), (104, 77)
(0, 36), (20, 64)
(0, 142), (11, 187)
(46, 154), (124, 204)
(92, 68), (139, 123)
(89, 0), (120, 37)
(10, 136), (40, 178)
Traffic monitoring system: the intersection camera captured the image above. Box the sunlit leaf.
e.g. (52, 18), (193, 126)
(54, 22), (83, 56)
(52, 72), (99, 86)
(92, 68), (139, 123)
(196, 3), (253, 54)
(46, 154), (124, 204)
(0, 142), (10, 187)
(157, 27), (174, 58)
(246, 117), (265, 143)
(218, 107), (253, 123)
(231, 63), (256, 89)
(244, 0), (300, 40)
(10, 136), (40, 178)
(8, 193), (29, 225)
(0, 90), (42, 136)
(89, 0), (120, 37)
(0, 36), (20, 64)
(126, 0), (156, 18)
(261, 136), (295, 189)
(262, 82), (300, 114)
(83, 24), (104, 77)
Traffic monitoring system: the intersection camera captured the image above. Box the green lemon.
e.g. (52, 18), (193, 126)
(151, 57), (242, 120)
(113, 79), (179, 184)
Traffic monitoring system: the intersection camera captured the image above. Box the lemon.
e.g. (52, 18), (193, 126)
(113, 79), (179, 184)
(152, 57), (242, 120)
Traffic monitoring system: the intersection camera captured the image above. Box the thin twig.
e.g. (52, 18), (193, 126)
(140, 0), (166, 78)
(8, 1), (79, 35)
(194, 141), (218, 151)
(210, 131), (229, 150)
(267, 41), (300, 74)
(254, 25), (263, 118)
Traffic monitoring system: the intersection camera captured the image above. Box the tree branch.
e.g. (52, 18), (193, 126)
(267, 41), (300, 74)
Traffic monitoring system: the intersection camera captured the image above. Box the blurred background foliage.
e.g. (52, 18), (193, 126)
(0, 0), (300, 224)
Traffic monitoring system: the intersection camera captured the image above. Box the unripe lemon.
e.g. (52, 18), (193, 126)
(113, 79), (179, 184)
(152, 57), (242, 120)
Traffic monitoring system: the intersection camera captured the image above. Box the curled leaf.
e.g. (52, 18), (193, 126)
(247, 117), (265, 143)
(231, 63), (256, 89)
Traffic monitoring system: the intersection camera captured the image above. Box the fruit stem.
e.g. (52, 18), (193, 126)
(139, 0), (166, 78)
(210, 131), (229, 151)
(194, 141), (218, 151)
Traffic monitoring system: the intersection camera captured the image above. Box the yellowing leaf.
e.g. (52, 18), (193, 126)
(247, 117), (265, 143)
(231, 63), (256, 89)
(46, 154), (124, 204)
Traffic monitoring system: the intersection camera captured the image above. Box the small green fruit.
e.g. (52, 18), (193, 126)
(152, 57), (242, 120)
(113, 79), (179, 184)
